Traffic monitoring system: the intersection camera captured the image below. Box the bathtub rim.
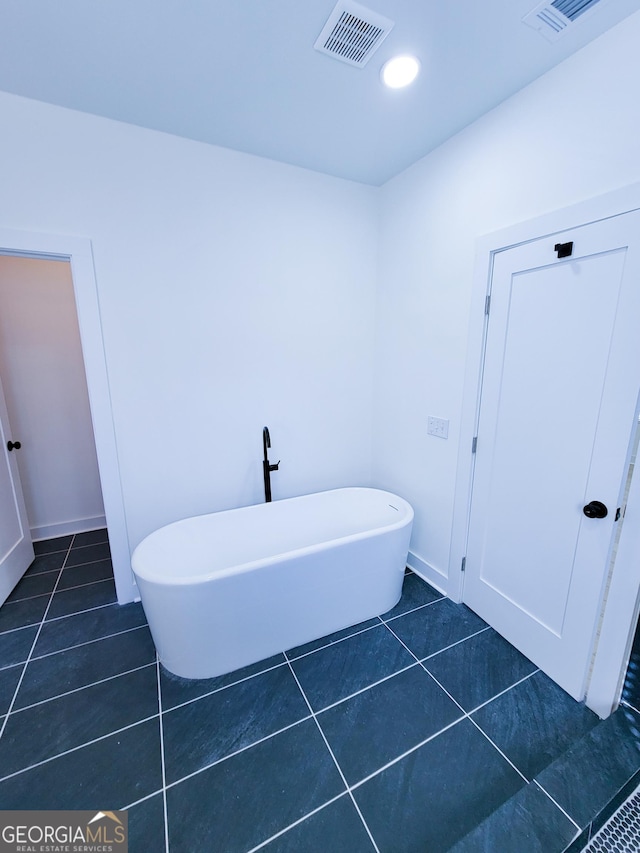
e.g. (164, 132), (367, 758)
(131, 486), (413, 587)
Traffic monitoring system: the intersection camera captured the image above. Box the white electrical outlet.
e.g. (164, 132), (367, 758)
(428, 416), (449, 439)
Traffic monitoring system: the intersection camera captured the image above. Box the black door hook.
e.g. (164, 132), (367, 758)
(554, 241), (573, 258)
(7, 440), (21, 451)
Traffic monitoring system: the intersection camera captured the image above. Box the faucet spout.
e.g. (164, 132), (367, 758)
(262, 426), (279, 502)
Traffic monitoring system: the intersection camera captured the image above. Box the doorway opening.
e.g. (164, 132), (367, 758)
(0, 227), (134, 605)
(0, 254), (106, 541)
(613, 414), (640, 711)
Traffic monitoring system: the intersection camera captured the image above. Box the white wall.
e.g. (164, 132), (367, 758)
(373, 10), (640, 591)
(0, 92), (378, 599)
(0, 256), (105, 539)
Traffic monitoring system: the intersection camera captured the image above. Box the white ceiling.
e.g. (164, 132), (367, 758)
(1, 0), (639, 185)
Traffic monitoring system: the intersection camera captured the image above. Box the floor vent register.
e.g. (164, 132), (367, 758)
(583, 784), (640, 852)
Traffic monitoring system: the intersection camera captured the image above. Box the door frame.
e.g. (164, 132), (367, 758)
(450, 181), (640, 718)
(0, 227), (135, 604)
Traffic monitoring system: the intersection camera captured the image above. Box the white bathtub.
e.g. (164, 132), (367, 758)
(131, 487), (413, 679)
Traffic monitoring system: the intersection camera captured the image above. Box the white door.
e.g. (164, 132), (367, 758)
(464, 209), (640, 700)
(0, 371), (34, 606)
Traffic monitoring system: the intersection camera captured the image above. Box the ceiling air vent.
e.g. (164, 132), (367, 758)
(523, 0), (603, 41)
(314, 1), (394, 68)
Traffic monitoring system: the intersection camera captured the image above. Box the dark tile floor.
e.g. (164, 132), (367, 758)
(1, 533), (639, 852)
(622, 613), (640, 716)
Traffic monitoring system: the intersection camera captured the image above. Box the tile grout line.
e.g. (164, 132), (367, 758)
(59, 560), (113, 576)
(150, 642), (461, 799)
(462, 668), (540, 718)
(532, 779), (582, 832)
(1, 613), (546, 826)
(380, 616), (539, 731)
(31, 546), (70, 557)
(68, 545), (110, 554)
(155, 655), (170, 853)
(4, 575), (116, 610)
(284, 658), (381, 853)
(283, 594), (448, 665)
(14, 566), (64, 579)
(32, 534), (107, 556)
(42, 598), (120, 624)
(244, 793), (350, 853)
(278, 602), (517, 804)
(161, 617), (434, 718)
(3, 575), (63, 606)
(162, 714), (315, 792)
(348, 716), (465, 793)
(364, 613), (540, 751)
(0, 604), (148, 660)
(386, 618), (545, 787)
(4, 592), (55, 608)
(0, 712), (161, 784)
(379, 595), (445, 624)
(283, 630), (533, 848)
(283, 593), (446, 666)
(52, 560), (113, 592)
(380, 618), (471, 715)
(154, 638), (473, 803)
(8, 661), (156, 716)
(163, 659), (291, 714)
(0, 535), (75, 743)
(381, 616), (532, 784)
(419, 624), (493, 664)
(0, 626), (43, 672)
(0, 594), (125, 642)
(466, 716), (530, 785)
(121, 788), (165, 812)
(29, 623), (149, 663)
(621, 698), (640, 715)
(284, 622), (383, 663)
(418, 654), (541, 789)
(285, 613), (491, 719)
(6, 557), (113, 598)
(43, 575), (115, 597)
(4, 600), (472, 726)
(311, 661), (421, 715)
(381, 616), (480, 694)
(354, 626), (534, 807)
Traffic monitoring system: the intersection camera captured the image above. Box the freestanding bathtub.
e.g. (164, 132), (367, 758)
(131, 487), (414, 679)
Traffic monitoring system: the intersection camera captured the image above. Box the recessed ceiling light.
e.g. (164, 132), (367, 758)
(381, 55), (420, 88)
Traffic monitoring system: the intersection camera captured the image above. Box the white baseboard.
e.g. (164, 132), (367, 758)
(31, 515), (107, 542)
(406, 550), (448, 597)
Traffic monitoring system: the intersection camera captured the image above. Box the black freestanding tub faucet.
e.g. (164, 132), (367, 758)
(262, 427), (280, 503)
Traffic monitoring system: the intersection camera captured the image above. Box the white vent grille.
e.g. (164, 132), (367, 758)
(523, 0), (603, 41)
(314, 1), (394, 68)
(583, 783), (640, 851)
(551, 0), (601, 20)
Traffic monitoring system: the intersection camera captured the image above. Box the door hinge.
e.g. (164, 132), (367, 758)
(472, 436), (478, 454)
(461, 556), (466, 573)
(485, 295), (491, 315)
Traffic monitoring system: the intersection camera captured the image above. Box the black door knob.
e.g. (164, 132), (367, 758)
(7, 440), (21, 451)
(583, 500), (608, 519)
